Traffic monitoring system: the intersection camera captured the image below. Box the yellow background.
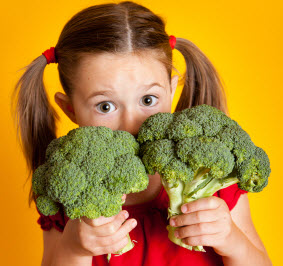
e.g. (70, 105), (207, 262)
(1, 0), (282, 264)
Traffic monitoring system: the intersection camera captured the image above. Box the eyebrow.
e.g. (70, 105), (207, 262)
(86, 82), (164, 100)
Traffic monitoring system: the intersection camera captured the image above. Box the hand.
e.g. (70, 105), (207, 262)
(59, 196), (137, 257)
(169, 196), (241, 256)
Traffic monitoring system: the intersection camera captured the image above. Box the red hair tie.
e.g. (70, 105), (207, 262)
(42, 47), (57, 64)
(169, 35), (176, 50)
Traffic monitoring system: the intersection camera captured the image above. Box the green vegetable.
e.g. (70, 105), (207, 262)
(32, 126), (149, 258)
(137, 104), (271, 252)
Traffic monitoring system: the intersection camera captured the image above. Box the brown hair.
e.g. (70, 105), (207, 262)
(12, 1), (228, 206)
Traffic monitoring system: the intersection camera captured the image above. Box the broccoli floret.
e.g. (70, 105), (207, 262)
(167, 112), (203, 141)
(107, 153), (149, 194)
(137, 104), (271, 252)
(137, 112), (174, 143)
(112, 130), (140, 156)
(237, 146), (270, 192)
(176, 136), (235, 179)
(217, 122), (256, 165)
(36, 195), (60, 216)
(141, 139), (175, 175)
(180, 104), (233, 136)
(46, 160), (87, 205)
(32, 126), (149, 258)
(32, 164), (48, 195)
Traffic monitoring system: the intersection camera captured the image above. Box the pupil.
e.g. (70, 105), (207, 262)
(144, 97), (152, 105)
(101, 103), (110, 112)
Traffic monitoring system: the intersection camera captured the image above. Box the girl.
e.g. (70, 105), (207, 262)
(13, 1), (271, 265)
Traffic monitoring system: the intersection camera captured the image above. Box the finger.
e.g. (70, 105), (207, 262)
(181, 196), (222, 214)
(175, 221), (221, 239)
(93, 236), (130, 257)
(181, 234), (217, 247)
(97, 219), (137, 247)
(82, 210), (127, 227)
(92, 211), (130, 237)
(170, 208), (220, 227)
(82, 211), (128, 237)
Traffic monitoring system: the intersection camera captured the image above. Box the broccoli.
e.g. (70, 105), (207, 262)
(137, 104), (271, 252)
(32, 126), (149, 259)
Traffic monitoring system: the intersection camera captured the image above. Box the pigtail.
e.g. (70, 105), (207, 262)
(174, 38), (228, 115)
(12, 55), (59, 205)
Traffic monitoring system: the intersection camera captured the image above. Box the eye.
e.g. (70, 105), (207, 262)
(96, 101), (116, 113)
(141, 95), (158, 107)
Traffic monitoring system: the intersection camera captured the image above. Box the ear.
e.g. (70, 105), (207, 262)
(54, 92), (77, 124)
(170, 75), (179, 102)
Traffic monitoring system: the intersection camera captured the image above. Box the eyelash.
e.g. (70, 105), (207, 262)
(95, 95), (158, 114)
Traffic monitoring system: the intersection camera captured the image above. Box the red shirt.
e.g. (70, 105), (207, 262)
(37, 184), (247, 266)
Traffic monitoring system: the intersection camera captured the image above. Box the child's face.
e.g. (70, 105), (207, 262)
(56, 52), (178, 137)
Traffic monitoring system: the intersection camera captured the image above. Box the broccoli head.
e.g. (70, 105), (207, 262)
(32, 126), (149, 258)
(137, 104), (271, 252)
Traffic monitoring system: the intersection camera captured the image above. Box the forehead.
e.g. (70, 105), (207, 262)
(73, 52), (169, 91)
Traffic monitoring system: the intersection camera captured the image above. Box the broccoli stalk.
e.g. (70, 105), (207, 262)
(137, 104), (271, 252)
(32, 126), (149, 260)
(164, 168), (239, 217)
(163, 168), (239, 251)
(183, 169), (240, 205)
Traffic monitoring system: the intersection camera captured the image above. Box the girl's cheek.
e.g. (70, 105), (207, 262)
(76, 111), (99, 127)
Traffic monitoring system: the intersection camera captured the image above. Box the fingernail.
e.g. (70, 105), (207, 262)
(124, 211), (129, 219)
(175, 230), (179, 238)
(170, 219), (176, 227)
(181, 205), (187, 213)
(132, 220), (137, 228)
